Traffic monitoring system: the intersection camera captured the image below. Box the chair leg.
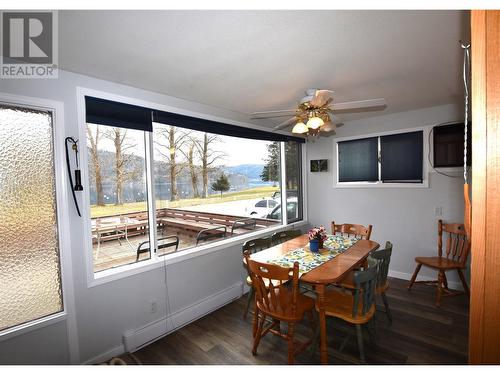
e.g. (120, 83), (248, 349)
(287, 322), (295, 365)
(252, 299), (258, 338)
(443, 272), (449, 289)
(457, 269), (470, 296)
(381, 292), (393, 323)
(252, 312), (266, 356)
(369, 319), (378, 344)
(355, 324), (365, 363)
(309, 311), (321, 357)
(243, 288), (254, 320)
(305, 309), (316, 331)
(408, 263), (422, 290)
(436, 270), (445, 307)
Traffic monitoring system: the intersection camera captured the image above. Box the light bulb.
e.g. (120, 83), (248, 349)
(292, 122), (308, 134)
(306, 116), (324, 129)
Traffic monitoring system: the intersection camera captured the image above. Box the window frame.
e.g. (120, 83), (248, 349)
(77, 87), (307, 288)
(333, 125), (431, 189)
(0, 92), (78, 362)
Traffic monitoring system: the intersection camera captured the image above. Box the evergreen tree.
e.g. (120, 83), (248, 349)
(211, 173), (230, 197)
(260, 141), (280, 185)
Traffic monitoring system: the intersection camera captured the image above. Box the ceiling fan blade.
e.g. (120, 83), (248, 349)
(331, 98), (387, 111)
(326, 112), (343, 124)
(250, 109), (296, 119)
(273, 117), (296, 131)
(321, 123), (335, 132)
(310, 90), (334, 107)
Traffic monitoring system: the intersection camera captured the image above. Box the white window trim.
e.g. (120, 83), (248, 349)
(76, 87), (308, 288)
(0, 92), (79, 363)
(333, 125), (432, 189)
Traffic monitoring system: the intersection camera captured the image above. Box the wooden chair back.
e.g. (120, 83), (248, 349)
(368, 241), (393, 289)
(244, 251), (299, 319)
(242, 237), (272, 269)
(352, 265), (378, 318)
(242, 237), (272, 255)
(331, 221), (373, 240)
(437, 219), (470, 266)
(271, 229), (302, 246)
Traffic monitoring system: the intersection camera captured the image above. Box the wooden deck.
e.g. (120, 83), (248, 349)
(116, 277), (469, 364)
(92, 208), (279, 273)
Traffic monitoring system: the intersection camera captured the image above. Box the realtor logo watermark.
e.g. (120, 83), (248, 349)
(1, 11), (58, 78)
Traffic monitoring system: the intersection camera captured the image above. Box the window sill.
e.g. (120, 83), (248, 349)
(0, 311), (67, 343)
(88, 220), (308, 288)
(334, 181), (429, 189)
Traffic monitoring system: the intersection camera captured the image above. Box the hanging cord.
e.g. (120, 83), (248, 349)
(65, 137), (82, 217)
(460, 41), (471, 183)
(460, 40), (472, 239)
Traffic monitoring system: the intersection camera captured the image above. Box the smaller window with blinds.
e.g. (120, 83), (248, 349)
(336, 130), (425, 186)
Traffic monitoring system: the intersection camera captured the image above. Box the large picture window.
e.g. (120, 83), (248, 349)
(85, 95), (304, 273)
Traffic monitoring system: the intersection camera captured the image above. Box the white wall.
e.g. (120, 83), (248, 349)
(0, 70), (307, 364)
(306, 104), (467, 288)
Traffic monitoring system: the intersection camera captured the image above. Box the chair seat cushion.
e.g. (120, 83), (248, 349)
(257, 288), (315, 322)
(415, 256), (463, 269)
(316, 289), (375, 324)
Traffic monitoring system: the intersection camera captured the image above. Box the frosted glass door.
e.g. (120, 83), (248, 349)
(0, 105), (63, 332)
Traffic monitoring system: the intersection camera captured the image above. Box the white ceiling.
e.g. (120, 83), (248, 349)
(59, 10), (470, 128)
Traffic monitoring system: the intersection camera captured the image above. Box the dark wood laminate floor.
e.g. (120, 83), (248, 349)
(120, 277), (469, 365)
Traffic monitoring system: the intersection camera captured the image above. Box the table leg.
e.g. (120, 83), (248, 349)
(316, 284), (328, 364)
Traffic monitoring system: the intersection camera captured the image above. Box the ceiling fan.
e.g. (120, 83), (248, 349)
(250, 89), (387, 137)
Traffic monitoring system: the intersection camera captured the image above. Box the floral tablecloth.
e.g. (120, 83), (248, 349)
(267, 234), (360, 277)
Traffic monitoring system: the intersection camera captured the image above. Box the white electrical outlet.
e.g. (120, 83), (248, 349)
(150, 300), (158, 314)
(434, 206), (443, 217)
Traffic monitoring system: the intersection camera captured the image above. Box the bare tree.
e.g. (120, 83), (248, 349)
(155, 125), (188, 201)
(194, 133), (226, 198)
(104, 128), (138, 206)
(86, 125), (104, 206)
(179, 137), (200, 198)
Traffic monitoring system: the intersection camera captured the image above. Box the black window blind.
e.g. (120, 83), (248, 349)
(85, 95), (305, 143)
(85, 96), (153, 132)
(152, 110), (304, 143)
(380, 131), (423, 182)
(338, 137), (379, 182)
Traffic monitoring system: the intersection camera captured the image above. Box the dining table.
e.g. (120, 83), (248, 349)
(250, 233), (380, 364)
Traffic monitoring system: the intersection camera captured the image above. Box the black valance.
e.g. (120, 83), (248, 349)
(84, 95), (304, 143)
(153, 110), (305, 143)
(85, 96), (152, 132)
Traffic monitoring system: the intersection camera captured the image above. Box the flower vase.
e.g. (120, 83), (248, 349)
(309, 239), (320, 253)
(319, 239), (324, 249)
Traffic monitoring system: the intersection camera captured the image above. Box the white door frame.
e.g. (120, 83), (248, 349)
(0, 92), (79, 364)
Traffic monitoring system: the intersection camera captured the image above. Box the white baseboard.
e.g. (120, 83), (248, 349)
(123, 281), (243, 353)
(389, 270), (463, 291)
(82, 344), (125, 365)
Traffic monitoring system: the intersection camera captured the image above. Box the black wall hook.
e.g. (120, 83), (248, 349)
(65, 137), (82, 217)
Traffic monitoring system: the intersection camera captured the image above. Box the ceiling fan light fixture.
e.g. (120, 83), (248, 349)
(306, 116), (324, 129)
(292, 121), (308, 134)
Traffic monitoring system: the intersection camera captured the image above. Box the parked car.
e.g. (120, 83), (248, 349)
(271, 190), (298, 200)
(266, 198), (299, 221)
(245, 198), (278, 218)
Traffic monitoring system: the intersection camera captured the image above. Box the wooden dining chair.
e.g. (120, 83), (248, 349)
(331, 221), (373, 240)
(244, 251), (315, 364)
(242, 237), (272, 320)
(317, 266), (378, 363)
(408, 220), (470, 307)
(337, 242), (394, 323)
(271, 229), (302, 246)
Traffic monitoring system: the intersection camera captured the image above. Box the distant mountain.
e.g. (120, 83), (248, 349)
(224, 164), (265, 181)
